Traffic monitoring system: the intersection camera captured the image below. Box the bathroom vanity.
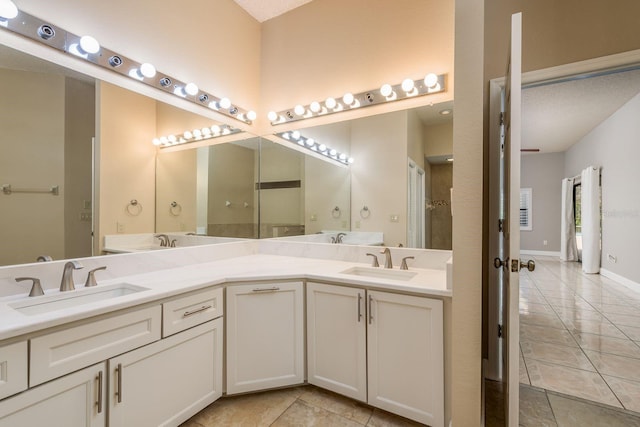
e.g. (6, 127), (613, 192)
(0, 241), (451, 427)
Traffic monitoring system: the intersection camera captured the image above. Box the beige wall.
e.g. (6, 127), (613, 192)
(0, 69), (65, 265)
(425, 121), (454, 159)
(407, 110), (426, 170)
(64, 77), (95, 259)
(14, 0), (262, 111)
(259, 0), (454, 130)
(97, 81), (157, 248)
(155, 149), (197, 233)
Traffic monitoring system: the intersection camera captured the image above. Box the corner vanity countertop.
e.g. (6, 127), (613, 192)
(0, 253), (450, 341)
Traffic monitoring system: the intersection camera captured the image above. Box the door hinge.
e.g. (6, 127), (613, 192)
(511, 259), (519, 273)
(499, 112), (505, 126)
(498, 219), (504, 232)
(498, 324), (503, 338)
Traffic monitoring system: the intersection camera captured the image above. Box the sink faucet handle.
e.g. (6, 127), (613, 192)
(85, 266), (107, 287)
(366, 253), (380, 267)
(16, 277), (45, 297)
(400, 256), (415, 270)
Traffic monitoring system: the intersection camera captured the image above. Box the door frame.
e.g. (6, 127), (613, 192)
(486, 44), (640, 418)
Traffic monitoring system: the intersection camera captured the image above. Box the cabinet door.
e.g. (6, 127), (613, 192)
(226, 282), (304, 394)
(0, 341), (27, 400)
(108, 319), (223, 427)
(307, 282), (366, 402)
(0, 363), (106, 427)
(367, 291), (444, 427)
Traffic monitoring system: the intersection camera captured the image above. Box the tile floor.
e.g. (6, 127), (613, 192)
(519, 256), (640, 413)
(181, 385), (425, 427)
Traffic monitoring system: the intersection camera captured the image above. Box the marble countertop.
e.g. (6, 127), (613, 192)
(0, 253), (450, 342)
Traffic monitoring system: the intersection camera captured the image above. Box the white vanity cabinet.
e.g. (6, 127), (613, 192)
(306, 283), (367, 402)
(108, 318), (223, 427)
(0, 362), (106, 427)
(306, 282), (444, 427)
(226, 281), (304, 394)
(0, 341), (28, 400)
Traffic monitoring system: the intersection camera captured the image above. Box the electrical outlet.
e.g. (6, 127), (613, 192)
(341, 220), (347, 228)
(310, 214), (317, 221)
(355, 220), (361, 229)
(543, 240), (548, 246)
(608, 254), (617, 263)
(79, 212), (92, 221)
(83, 200), (92, 210)
(117, 222), (125, 233)
(390, 215), (399, 223)
(180, 222), (186, 231)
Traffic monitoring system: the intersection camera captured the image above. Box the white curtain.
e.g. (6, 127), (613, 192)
(560, 178), (578, 261)
(581, 166), (601, 274)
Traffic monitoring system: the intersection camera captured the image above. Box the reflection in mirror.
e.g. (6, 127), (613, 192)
(0, 45), (95, 266)
(287, 103), (453, 249)
(156, 137), (260, 238)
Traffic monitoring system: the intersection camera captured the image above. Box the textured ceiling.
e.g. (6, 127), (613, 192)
(233, 0), (313, 22)
(522, 69), (640, 153)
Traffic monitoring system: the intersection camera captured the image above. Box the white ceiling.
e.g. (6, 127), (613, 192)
(522, 68), (640, 153)
(233, 0), (313, 22)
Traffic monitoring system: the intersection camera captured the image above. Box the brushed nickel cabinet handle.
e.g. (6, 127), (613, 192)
(357, 293), (362, 322)
(96, 371), (103, 413)
(368, 295), (374, 325)
(116, 363), (122, 403)
(183, 305), (212, 317)
(252, 287), (280, 292)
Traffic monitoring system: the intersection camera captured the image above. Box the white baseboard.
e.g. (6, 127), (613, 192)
(600, 268), (640, 294)
(520, 250), (561, 257)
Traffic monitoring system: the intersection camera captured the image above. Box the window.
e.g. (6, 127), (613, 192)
(520, 188), (532, 231)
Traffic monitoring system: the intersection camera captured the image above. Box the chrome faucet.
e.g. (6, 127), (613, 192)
(60, 260), (83, 292)
(336, 233), (347, 243)
(380, 247), (393, 269)
(155, 234), (170, 247)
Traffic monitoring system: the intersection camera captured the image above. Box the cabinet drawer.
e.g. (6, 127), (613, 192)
(162, 287), (223, 337)
(0, 341), (28, 400)
(30, 305), (161, 386)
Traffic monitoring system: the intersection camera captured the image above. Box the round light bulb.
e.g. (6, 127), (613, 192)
(211, 125), (221, 134)
(329, 149), (337, 156)
(139, 63), (156, 78)
(160, 136), (169, 144)
(325, 97), (337, 109)
(339, 153), (347, 160)
(167, 135), (177, 143)
(202, 127), (212, 136)
(79, 35), (100, 54)
(193, 129), (202, 139)
(309, 101), (321, 113)
(401, 78), (415, 92)
(219, 98), (232, 109)
(185, 83), (199, 96)
(291, 131), (301, 140)
(246, 110), (257, 121)
(294, 105), (306, 116)
(424, 73), (438, 89)
(380, 84), (393, 97)
(305, 138), (315, 147)
(318, 144), (327, 152)
(183, 131), (193, 139)
(0, 0), (19, 19)
(152, 138), (161, 146)
(267, 111), (278, 122)
(342, 93), (354, 106)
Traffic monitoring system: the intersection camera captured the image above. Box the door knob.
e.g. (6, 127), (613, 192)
(493, 257), (508, 269)
(520, 259), (535, 272)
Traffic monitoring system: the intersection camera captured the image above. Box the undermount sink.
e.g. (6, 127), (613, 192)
(340, 266), (418, 281)
(9, 283), (149, 316)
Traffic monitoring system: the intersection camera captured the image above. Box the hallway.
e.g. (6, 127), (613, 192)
(519, 256), (640, 411)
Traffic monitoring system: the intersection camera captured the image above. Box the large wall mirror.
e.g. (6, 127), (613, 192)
(0, 39), (452, 267)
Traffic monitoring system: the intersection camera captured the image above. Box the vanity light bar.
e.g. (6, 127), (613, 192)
(153, 124), (242, 148)
(267, 73), (446, 125)
(0, 3), (256, 124)
(276, 131), (353, 166)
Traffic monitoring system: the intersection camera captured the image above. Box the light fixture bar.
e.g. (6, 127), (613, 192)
(276, 131), (353, 166)
(0, 4), (256, 124)
(153, 124), (242, 148)
(268, 73), (446, 126)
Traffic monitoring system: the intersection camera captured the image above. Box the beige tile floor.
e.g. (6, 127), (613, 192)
(181, 385), (426, 427)
(519, 256), (640, 413)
